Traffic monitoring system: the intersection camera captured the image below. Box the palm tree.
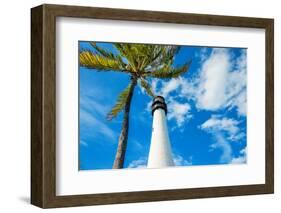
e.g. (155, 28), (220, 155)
(79, 42), (191, 169)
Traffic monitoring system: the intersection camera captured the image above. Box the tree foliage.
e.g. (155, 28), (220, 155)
(79, 42), (191, 119)
(106, 82), (133, 120)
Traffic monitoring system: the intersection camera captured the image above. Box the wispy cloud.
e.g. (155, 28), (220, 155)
(200, 115), (244, 142)
(209, 133), (233, 163)
(80, 140), (88, 147)
(226, 50), (247, 116)
(231, 147), (247, 164)
(167, 97), (192, 128)
(128, 157), (147, 168)
(80, 95), (108, 116)
(128, 154), (192, 168)
(129, 139), (146, 154)
(195, 47), (209, 63)
(80, 93), (117, 141)
(200, 115), (245, 163)
(80, 109), (117, 141)
(173, 154), (192, 166)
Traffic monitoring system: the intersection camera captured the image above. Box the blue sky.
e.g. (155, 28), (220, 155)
(79, 41), (247, 170)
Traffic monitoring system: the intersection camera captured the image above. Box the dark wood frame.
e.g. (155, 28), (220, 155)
(31, 4), (274, 208)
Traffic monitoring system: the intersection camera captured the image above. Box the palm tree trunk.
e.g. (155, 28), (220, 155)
(113, 78), (137, 169)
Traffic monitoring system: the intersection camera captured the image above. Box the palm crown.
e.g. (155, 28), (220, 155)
(80, 42), (191, 169)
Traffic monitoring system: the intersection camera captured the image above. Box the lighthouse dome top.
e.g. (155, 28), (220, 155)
(151, 96), (167, 116)
(154, 96), (165, 103)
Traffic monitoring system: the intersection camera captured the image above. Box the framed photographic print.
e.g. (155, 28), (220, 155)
(31, 4), (274, 208)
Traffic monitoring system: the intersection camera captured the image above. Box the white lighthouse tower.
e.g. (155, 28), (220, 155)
(147, 96), (174, 168)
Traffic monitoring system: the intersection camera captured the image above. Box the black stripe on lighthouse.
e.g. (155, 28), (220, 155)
(151, 96), (167, 116)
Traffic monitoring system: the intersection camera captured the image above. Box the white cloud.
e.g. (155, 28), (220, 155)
(154, 77), (196, 101)
(209, 133), (233, 163)
(200, 116), (238, 133)
(196, 48), (247, 115)
(196, 48), (231, 110)
(231, 155), (246, 164)
(240, 147), (247, 155)
(128, 157), (147, 168)
(225, 50), (247, 116)
(145, 100), (153, 113)
(195, 47), (209, 63)
(231, 147), (247, 164)
(153, 48), (247, 118)
(233, 90), (247, 116)
(167, 98), (192, 128)
(200, 115), (243, 142)
(200, 115), (245, 163)
(160, 78), (181, 97)
(129, 155), (192, 168)
(148, 48), (247, 132)
(173, 154), (192, 166)
(151, 79), (159, 93)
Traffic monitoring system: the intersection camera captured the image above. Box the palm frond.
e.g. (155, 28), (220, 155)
(107, 83), (133, 120)
(139, 47), (164, 71)
(89, 42), (127, 68)
(79, 51), (128, 72)
(160, 46), (180, 65)
(144, 46), (180, 72)
(145, 60), (192, 79)
(139, 78), (155, 97)
(114, 44), (138, 72)
(90, 42), (116, 58)
(112, 44), (182, 75)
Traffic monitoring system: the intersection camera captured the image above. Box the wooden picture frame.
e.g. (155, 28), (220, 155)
(31, 4), (274, 208)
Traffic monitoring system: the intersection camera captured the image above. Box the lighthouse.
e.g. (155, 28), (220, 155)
(147, 96), (175, 168)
